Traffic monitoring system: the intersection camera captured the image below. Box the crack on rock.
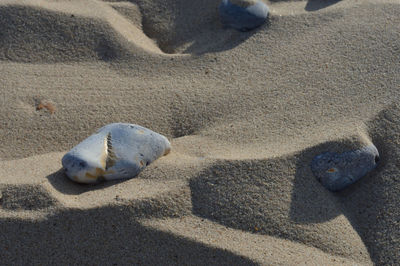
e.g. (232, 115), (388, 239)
(106, 132), (117, 170)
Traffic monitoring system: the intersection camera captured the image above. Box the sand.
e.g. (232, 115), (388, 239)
(0, 0), (399, 264)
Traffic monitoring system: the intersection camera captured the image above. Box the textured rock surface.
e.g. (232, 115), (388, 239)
(62, 123), (171, 183)
(311, 144), (379, 191)
(219, 0), (269, 31)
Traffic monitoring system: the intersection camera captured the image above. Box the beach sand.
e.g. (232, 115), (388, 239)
(0, 0), (399, 264)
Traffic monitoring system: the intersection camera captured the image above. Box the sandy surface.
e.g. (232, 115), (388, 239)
(0, 0), (399, 264)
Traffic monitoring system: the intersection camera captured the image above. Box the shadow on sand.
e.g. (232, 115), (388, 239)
(129, 0), (262, 55)
(46, 168), (129, 195)
(190, 107), (400, 264)
(305, 0), (342, 12)
(269, 0), (342, 12)
(292, 105), (400, 264)
(0, 205), (256, 265)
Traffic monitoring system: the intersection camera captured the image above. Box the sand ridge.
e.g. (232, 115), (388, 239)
(1, 0), (399, 264)
(0, 0), (164, 56)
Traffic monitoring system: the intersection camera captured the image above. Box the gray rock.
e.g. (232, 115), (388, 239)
(311, 144), (379, 191)
(219, 0), (269, 32)
(62, 123), (171, 184)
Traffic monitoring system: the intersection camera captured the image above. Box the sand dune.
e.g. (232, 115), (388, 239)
(1, 0), (399, 264)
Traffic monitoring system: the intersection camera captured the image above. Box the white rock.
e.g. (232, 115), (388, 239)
(62, 123), (171, 184)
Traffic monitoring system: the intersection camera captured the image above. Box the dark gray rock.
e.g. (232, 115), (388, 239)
(219, 0), (269, 32)
(311, 144), (379, 191)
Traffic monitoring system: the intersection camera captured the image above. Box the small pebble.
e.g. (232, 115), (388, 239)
(62, 123), (171, 184)
(311, 144), (379, 191)
(219, 0), (269, 31)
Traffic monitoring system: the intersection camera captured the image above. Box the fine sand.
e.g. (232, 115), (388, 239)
(1, 0), (399, 264)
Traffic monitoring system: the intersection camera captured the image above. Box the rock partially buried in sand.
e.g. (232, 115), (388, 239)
(62, 123), (171, 184)
(311, 144), (379, 192)
(219, 0), (269, 32)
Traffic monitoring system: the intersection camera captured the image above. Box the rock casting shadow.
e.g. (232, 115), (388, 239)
(291, 106), (400, 264)
(190, 131), (393, 262)
(288, 139), (377, 224)
(335, 106), (400, 265)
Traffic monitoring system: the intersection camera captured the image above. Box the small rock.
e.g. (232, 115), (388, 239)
(36, 100), (56, 114)
(219, 0), (269, 32)
(62, 123), (171, 184)
(311, 144), (379, 191)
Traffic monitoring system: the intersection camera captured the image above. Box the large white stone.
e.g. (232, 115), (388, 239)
(62, 123), (171, 184)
